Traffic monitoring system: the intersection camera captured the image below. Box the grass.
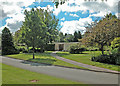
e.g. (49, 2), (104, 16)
(6, 51), (88, 70)
(56, 51), (120, 71)
(2, 63), (84, 84)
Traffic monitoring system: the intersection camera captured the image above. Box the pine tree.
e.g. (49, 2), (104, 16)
(2, 27), (18, 55)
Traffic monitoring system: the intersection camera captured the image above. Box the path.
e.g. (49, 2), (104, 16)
(0, 56), (119, 84)
(51, 51), (120, 74)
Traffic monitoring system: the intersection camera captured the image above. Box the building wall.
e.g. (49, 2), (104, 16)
(54, 42), (79, 51)
(55, 43), (59, 51)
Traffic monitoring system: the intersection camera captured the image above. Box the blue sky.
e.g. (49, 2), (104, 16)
(0, 0), (119, 34)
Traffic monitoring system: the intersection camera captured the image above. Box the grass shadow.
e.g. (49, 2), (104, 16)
(21, 58), (56, 66)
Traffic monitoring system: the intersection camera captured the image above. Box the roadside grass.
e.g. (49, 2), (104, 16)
(2, 63), (84, 84)
(56, 51), (120, 71)
(6, 51), (88, 70)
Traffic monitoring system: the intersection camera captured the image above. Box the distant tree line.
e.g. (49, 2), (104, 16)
(57, 31), (82, 42)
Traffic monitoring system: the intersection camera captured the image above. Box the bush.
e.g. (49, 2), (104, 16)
(18, 47), (26, 52)
(22, 50), (28, 53)
(45, 44), (55, 51)
(29, 48), (45, 53)
(91, 53), (120, 65)
(69, 44), (86, 54)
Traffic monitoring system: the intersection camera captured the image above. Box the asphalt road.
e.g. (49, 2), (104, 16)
(0, 56), (119, 84)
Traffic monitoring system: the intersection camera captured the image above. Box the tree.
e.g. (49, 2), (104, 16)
(65, 34), (74, 42)
(20, 8), (58, 59)
(73, 31), (82, 42)
(84, 13), (120, 55)
(73, 31), (78, 42)
(59, 32), (65, 42)
(78, 31), (82, 39)
(2, 27), (19, 55)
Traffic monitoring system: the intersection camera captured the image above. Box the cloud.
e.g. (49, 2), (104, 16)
(53, 0), (119, 16)
(0, 0), (35, 32)
(0, 0), (119, 34)
(61, 17), (65, 21)
(70, 14), (79, 17)
(61, 16), (93, 34)
(53, 0), (119, 34)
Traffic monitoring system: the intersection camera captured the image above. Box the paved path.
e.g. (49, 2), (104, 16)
(0, 56), (119, 84)
(51, 51), (120, 74)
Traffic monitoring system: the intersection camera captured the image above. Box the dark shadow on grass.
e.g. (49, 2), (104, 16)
(21, 58), (56, 66)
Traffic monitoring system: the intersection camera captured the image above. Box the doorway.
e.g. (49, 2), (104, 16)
(59, 44), (64, 51)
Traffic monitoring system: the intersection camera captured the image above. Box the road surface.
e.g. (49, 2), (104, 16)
(0, 56), (119, 84)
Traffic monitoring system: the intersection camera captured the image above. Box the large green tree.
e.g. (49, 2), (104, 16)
(2, 27), (18, 55)
(20, 8), (58, 59)
(84, 13), (120, 55)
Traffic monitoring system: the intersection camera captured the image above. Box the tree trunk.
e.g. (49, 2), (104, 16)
(33, 40), (35, 59)
(33, 46), (35, 59)
(101, 44), (104, 55)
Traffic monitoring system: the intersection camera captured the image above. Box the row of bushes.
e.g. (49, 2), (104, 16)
(2, 48), (19, 55)
(91, 53), (120, 65)
(16, 44), (55, 53)
(69, 44), (86, 54)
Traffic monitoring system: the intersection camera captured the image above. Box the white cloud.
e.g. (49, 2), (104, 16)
(53, 0), (119, 16)
(70, 14), (79, 17)
(61, 16), (93, 34)
(53, 0), (87, 16)
(65, 13), (67, 15)
(90, 11), (112, 17)
(61, 17), (65, 21)
(0, 0), (35, 32)
(54, 0), (119, 34)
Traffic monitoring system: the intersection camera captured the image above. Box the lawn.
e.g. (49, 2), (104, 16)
(2, 63), (84, 84)
(56, 51), (120, 71)
(6, 51), (87, 70)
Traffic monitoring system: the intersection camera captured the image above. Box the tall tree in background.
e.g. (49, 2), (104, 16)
(2, 27), (18, 55)
(59, 32), (65, 42)
(73, 31), (82, 42)
(83, 13), (120, 55)
(78, 31), (82, 39)
(73, 31), (78, 42)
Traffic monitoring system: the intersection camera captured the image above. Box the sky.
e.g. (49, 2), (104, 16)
(0, 0), (119, 34)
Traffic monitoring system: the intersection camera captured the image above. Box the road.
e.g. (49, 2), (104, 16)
(0, 56), (119, 84)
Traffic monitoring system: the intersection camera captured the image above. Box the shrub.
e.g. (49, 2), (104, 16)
(69, 44), (86, 54)
(22, 50), (28, 53)
(29, 48), (45, 53)
(91, 53), (120, 65)
(45, 44), (55, 51)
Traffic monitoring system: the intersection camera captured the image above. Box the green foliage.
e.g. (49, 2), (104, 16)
(54, 1), (65, 8)
(2, 27), (19, 55)
(111, 37), (120, 53)
(73, 31), (82, 42)
(45, 44), (55, 51)
(69, 44), (86, 54)
(91, 37), (120, 66)
(64, 34), (74, 42)
(19, 8), (59, 59)
(91, 53), (120, 65)
(29, 47), (45, 53)
(57, 31), (82, 42)
(111, 37), (120, 48)
(84, 13), (120, 55)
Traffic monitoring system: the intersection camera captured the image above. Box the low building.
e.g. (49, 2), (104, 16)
(54, 42), (79, 51)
